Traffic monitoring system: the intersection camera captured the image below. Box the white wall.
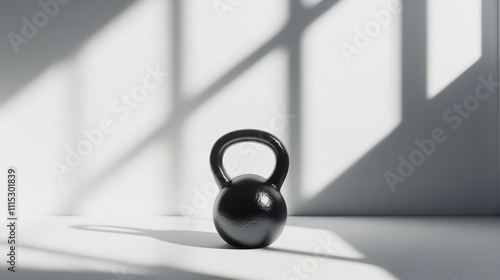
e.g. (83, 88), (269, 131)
(0, 0), (497, 216)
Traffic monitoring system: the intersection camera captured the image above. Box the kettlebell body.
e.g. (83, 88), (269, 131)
(210, 129), (289, 249)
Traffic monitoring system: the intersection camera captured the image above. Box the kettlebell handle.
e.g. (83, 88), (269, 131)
(210, 129), (289, 191)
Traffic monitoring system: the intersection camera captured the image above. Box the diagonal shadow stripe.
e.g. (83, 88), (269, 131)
(60, 0), (341, 214)
(296, 0), (498, 216)
(0, 0), (137, 105)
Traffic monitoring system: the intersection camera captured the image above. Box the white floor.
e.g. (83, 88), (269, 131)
(1, 216), (499, 280)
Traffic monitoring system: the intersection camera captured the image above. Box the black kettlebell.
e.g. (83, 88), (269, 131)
(210, 129), (289, 249)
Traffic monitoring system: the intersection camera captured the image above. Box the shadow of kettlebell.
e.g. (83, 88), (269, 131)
(71, 225), (236, 250)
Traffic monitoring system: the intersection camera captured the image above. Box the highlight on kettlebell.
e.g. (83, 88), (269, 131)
(210, 129), (289, 249)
